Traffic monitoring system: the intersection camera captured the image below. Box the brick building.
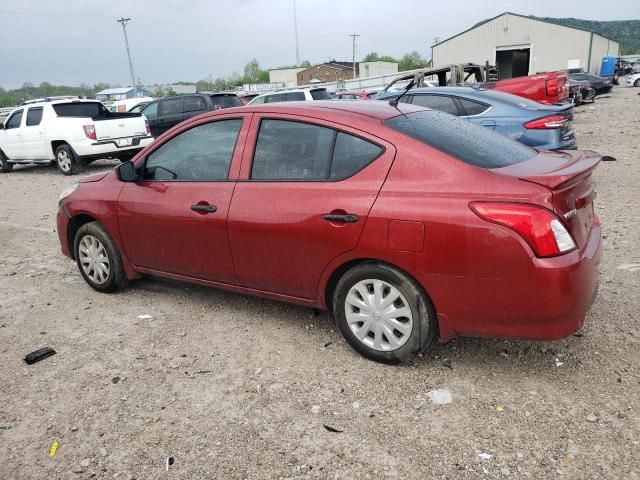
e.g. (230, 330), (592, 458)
(297, 61), (359, 86)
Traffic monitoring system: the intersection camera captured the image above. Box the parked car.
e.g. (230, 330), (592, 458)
(624, 73), (640, 87)
(128, 102), (150, 113)
(489, 71), (570, 104)
(0, 99), (152, 175)
(569, 79), (596, 103)
(248, 87), (332, 104)
(57, 101), (601, 364)
(140, 93), (242, 137)
(237, 92), (261, 105)
(569, 73), (613, 95)
(108, 97), (154, 113)
(377, 87), (576, 150)
(334, 91), (375, 100)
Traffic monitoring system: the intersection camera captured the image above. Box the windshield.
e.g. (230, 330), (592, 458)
(53, 102), (109, 117)
(384, 110), (536, 168)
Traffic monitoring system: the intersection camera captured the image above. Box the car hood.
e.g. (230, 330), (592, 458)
(78, 170), (112, 183)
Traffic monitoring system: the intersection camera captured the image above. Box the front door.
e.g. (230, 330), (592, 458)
(1, 109), (25, 159)
(227, 115), (396, 300)
(22, 106), (47, 159)
(118, 115), (249, 284)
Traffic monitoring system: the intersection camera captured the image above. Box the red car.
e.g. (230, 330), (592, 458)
(489, 71), (570, 104)
(57, 102), (601, 363)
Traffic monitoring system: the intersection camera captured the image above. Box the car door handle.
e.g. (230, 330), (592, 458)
(191, 204), (217, 213)
(322, 213), (359, 223)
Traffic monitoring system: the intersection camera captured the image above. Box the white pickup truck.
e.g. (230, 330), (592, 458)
(0, 99), (154, 175)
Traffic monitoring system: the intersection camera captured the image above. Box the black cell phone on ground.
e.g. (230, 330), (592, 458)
(24, 347), (56, 365)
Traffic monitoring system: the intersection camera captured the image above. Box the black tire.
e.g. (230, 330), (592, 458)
(73, 221), (128, 293)
(55, 144), (81, 175)
(0, 150), (13, 172)
(635, 79), (640, 87)
(333, 263), (437, 364)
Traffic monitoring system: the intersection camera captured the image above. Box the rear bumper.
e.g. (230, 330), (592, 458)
(75, 136), (153, 158)
(427, 221), (602, 342)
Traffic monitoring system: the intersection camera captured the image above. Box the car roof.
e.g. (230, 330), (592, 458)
(203, 100), (424, 122)
(17, 99), (103, 108)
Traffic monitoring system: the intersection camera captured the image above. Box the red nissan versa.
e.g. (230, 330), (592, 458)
(56, 101), (601, 364)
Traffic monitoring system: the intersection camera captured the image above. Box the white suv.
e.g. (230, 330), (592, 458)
(248, 87), (332, 105)
(0, 99), (153, 175)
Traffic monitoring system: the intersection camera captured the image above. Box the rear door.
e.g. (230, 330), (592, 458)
(157, 97), (184, 135)
(1, 109), (25, 159)
(118, 115), (249, 283)
(22, 106), (47, 159)
(227, 114), (396, 300)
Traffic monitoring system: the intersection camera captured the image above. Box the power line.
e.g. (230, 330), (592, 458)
(349, 34), (360, 79)
(116, 17), (138, 94)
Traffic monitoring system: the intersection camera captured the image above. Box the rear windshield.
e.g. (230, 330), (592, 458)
(310, 89), (331, 100)
(210, 95), (243, 108)
(53, 102), (109, 117)
(384, 110), (536, 168)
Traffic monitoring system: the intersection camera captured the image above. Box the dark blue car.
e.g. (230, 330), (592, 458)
(377, 87), (576, 151)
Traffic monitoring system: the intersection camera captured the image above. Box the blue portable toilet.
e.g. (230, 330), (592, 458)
(600, 56), (616, 77)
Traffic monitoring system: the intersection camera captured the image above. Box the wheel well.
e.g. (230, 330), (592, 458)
(51, 141), (69, 155)
(324, 258), (432, 312)
(67, 214), (96, 258)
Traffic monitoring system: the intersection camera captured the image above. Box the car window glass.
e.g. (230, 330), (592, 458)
(143, 119), (242, 182)
(265, 93), (287, 103)
(330, 132), (383, 180)
(142, 102), (158, 120)
(5, 110), (23, 129)
(159, 97), (183, 116)
(458, 98), (490, 116)
(250, 96), (266, 105)
(183, 96), (207, 112)
(384, 110), (536, 168)
(251, 120), (334, 180)
(26, 107), (44, 126)
(211, 95), (243, 108)
(410, 95), (459, 115)
(310, 89), (331, 100)
(53, 102), (107, 117)
(286, 92), (305, 101)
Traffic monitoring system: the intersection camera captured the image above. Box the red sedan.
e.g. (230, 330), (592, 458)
(57, 101), (601, 363)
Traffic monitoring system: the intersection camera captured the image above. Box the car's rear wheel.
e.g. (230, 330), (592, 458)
(635, 79), (640, 87)
(55, 144), (80, 175)
(0, 150), (13, 172)
(74, 222), (127, 293)
(333, 263), (436, 364)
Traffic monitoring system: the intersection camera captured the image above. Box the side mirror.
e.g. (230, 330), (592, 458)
(116, 161), (138, 182)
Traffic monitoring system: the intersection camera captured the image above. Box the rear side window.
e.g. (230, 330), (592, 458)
(458, 98), (490, 116)
(410, 95), (459, 116)
(5, 110), (23, 129)
(53, 102), (107, 117)
(26, 107), (44, 126)
(310, 89), (331, 100)
(143, 119), (242, 181)
(210, 95), (243, 108)
(159, 97), (183, 116)
(251, 119), (383, 181)
(384, 110), (536, 168)
(183, 96), (207, 112)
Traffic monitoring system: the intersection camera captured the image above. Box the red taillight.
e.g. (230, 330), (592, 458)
(470, 202), (576, 258)
(145, 119), (150, 135)
(546, 78), (559, 96)
(524, 115), (568, 130)
(83, 124), (96, 140)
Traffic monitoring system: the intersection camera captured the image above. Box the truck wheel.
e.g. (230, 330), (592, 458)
(0, 151), (13, 172)
(73, 221), (128, 293)
(55, 144), (80, 175)
(332, 263), (437, 364)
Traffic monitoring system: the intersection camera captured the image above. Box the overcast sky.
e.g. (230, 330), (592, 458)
(1, 0), (639, 89)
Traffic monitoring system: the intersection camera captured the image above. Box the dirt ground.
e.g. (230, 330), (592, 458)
(1, 86), (639, 480)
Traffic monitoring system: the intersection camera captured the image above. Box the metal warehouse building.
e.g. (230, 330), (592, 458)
(432, 12), (620, 78)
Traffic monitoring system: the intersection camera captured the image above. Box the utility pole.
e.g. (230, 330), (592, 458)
(350, 34), (360, 79)
(116, 17), (138, 96)
(293, 0), (300, 66)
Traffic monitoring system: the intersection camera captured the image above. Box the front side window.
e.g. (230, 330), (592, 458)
(250, 96), (266, 105)
(143, 119), (242, 181)
(26, 107), (44, 126)
(5, 110), (23, 129)
(159, 97), (183, 116)
(251, 119), (383, 181)
(410, 95), (460, 116)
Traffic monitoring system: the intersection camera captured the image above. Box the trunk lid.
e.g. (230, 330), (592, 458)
(92, 113), (148, 142)
(492, 150), (601, 248)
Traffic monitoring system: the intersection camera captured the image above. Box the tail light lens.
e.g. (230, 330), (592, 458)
(470, 202), (576, 257)
(82, 124), (96, 140)
(546, 78), (559, 96)
(145, 119), (151, 135)
(524, 115), (568, 130)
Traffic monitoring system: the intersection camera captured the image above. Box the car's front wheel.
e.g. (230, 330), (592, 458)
(333, 263), (437, 364)
(55, 144), (80, 175)
(74, 221), (127, 293)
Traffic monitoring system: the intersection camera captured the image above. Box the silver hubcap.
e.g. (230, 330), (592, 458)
(57, 150), (71, 172)
(78, 235), (110, 285)
(345, 279), (413, 352)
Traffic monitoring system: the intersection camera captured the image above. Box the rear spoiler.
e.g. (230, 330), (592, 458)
(518, 150), (601, 190)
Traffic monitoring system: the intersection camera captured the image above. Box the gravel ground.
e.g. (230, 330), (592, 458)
(1, 86), (639, 480)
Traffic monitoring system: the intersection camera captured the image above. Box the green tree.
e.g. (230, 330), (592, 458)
(243, 58), (263, 83)
(362, 52), (379, 62)
(398, 51), (428, 71)
(300, 60), (311, 68)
